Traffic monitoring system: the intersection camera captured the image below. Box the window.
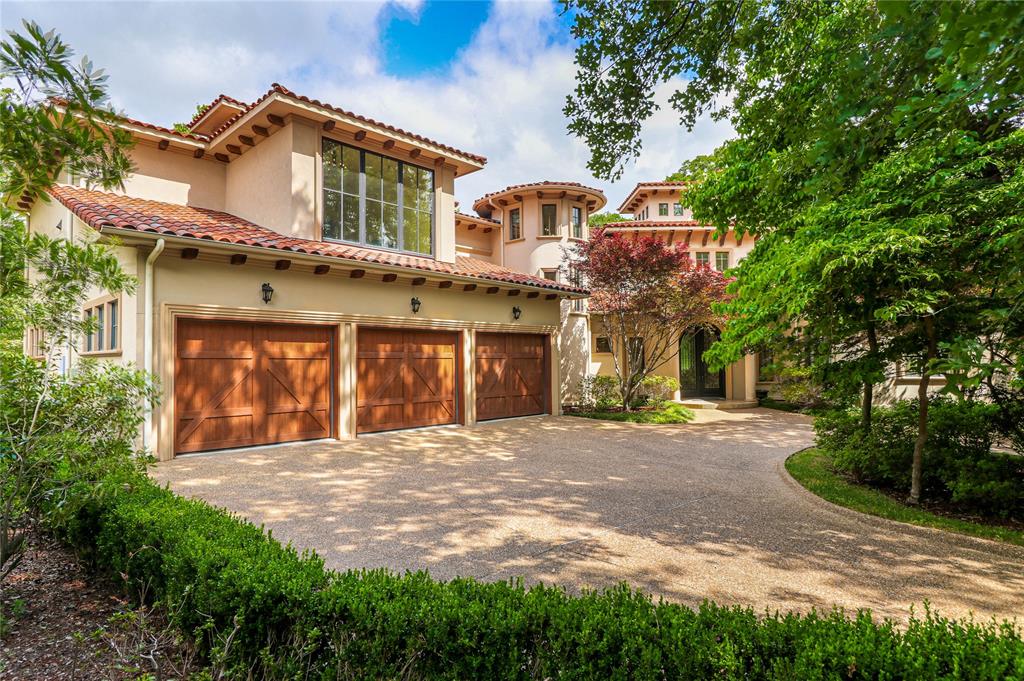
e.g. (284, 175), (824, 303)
(571, 206), (583, 239)
(568, 265), (584, 311)
(509, 207), (522, 240)
(542, 269), (559, 281)
(658, 202), (669, 216)
(541, 204), (558, 236)
(673, 202), (684, 216)
(595, 336), (612, 353)
(628, 337), (646, 372)
(695, 252), (710, 267)
(758, 350), (774, 382)
(715, 252), (730, 271)
(82, 298), (120, 354)
(322, 139), (433, 255)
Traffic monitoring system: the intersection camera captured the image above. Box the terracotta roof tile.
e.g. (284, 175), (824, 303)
(187, 94), (248, 128)
(455, 210), (500, 226)
(49, 185), (584, 295)
(473, 181), (606, 210)
(602, 220), (708, 229)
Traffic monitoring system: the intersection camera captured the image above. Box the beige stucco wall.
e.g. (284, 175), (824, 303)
(124, 142), (226, 210)
(496, 194), (589, 277)
(558, 305), (590, 402)
(224, 120), (298, 235)
(149, 253), (562, 460)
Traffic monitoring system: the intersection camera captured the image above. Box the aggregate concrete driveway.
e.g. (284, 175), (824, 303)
(153, 409), (1024, 624)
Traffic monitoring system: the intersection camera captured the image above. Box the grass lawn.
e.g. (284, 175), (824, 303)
(568, 402), (694, 424)
(786, 447), (1024, 547)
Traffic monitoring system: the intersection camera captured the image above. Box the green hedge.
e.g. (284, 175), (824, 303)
(52, 470), (1024, 679)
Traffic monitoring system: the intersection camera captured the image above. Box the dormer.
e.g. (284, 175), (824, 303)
(188, 95), (248, 137)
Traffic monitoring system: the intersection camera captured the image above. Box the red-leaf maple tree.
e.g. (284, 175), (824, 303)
(568, 228), (730, 410)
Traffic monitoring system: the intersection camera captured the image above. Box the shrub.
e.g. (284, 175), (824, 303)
(815, 398), (1023, 518)
(37, 466), (1024, 678)
(638, 375), (680, 408)
(577, 374), (620, 410)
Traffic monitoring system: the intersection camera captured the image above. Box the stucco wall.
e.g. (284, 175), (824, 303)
(125, 143), (226, 210)
(559, 306), (590, 402)
(498, 194), (589, 277)
(225, 121), (297, 235)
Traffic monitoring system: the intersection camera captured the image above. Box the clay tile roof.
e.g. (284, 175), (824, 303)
(473, 181), (606, 209)
(202, 84), (487, 165)
(455, 210), (500, 226)
(601, 220), (709, 229)
(187, 94), (248, 128)
(49, 185), (584, 295)
(617, 181), (690, 213)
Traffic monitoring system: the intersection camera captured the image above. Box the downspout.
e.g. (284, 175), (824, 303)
(143, 239), (165, 450)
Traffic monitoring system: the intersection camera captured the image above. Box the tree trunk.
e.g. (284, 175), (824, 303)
(908, 317), (937, 505)
(861, 310), (879, 433)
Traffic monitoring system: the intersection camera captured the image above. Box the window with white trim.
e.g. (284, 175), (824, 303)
(715, 251), (730, 271)
(694, 252), (710, 267)
(658, 203), (669, 216)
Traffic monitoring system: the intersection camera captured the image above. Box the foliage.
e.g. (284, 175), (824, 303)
(577, 374), (620, 410)
(570, 402), (693, 425)
(0, 211), (155, 583)
(43, 465), (1024, 678)
(569, 229), (728, 410)
(587, 211), (627, 227)
(786, 448), (1024, 547)
(638, 375), (680, 408)
(565, 0), (1024, 505)
(775, 366), (825, 409)
(0, 20), (133, 201)
(815, 400), (1022, 519)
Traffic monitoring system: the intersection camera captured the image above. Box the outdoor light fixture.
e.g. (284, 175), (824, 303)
(261, 282), (274, 304)
(512, 306), (522, 320)
(411, 296), (422, 314)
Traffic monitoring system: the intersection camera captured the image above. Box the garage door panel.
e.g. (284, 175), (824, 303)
(175, 320), (332, 454)
(357, 329), (458, 433)
(475, 333), (547, 421)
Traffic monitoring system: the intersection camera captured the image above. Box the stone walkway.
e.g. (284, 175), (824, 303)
(154, 409), (1024, 624)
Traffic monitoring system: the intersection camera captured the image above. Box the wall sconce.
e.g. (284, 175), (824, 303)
(512, 306), (522, 320)
(411, 296), (422, 314)
(261, 282), (274, 304)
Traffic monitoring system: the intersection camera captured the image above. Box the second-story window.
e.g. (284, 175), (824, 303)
(658, 202), (669, 216)
(541, 204), (558, 236)
(571, 206), (582, 239)
(695, 251), (710, 268)
(673, 202), (684, 216)
(322, 138), (433, 255)
(715, 251), (730, 271)
(509, 207), (521, 240)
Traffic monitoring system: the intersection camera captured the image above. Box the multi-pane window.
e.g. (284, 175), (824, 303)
(568, 265), (584, 311)
(715, 252), (730, 271)
(509, 207), (522, 240)
(673, 202), (684, 216)
(322, 139), (433, 255)
(695, 252), (710, 267)
(541, 204), (558, 236)
(571, 206), (583, 239)
(83, 298), (119, 354)
(658, 203), (669, 216)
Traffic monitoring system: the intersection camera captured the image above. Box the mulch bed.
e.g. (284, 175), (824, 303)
(1, 526), (200, 680)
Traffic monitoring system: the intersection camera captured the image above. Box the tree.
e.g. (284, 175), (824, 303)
(569, 229), (728, 410)
(1, 19), (133, 202)
(587, 211), (627, 227)
(565, 0), (1024, 504)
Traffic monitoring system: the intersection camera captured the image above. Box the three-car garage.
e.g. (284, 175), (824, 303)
(174, 319), (551, 455)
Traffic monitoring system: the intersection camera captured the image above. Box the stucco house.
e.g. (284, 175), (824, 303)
(588, 181), (764, 404)
(21, 84), (602, 460)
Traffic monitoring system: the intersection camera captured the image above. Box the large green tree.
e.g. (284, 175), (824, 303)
(565, 0), (1024, 503)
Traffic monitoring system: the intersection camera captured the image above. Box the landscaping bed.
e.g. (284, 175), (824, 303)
(566, 402), (694, 424)
(786, 447), (1024, 547)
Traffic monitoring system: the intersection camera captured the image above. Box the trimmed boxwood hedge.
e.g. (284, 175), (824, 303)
(52, 471), (1024, 679)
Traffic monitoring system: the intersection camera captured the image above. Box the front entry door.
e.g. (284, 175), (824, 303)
(679, 328), (726, 398)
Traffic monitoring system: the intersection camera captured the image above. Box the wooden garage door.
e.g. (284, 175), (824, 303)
(357, 329), (458, 433)
(175, 319), (332, 454)
(475, 332), (548, 421)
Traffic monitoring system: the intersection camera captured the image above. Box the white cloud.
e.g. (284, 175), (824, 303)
(1, 0), (734, 212)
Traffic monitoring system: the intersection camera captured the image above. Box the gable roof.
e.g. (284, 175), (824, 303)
(616, 181), (690, 214)
(48, 185), (584, 295)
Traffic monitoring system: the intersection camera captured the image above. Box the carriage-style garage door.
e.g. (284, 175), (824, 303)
(475, 332), (548, 421)
(357, 328), (459, 433)
(174, 319), (332, 454)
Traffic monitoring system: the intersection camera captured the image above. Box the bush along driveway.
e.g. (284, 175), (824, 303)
(46, 419), (1024, 678)
(154, 409), (1024, 628)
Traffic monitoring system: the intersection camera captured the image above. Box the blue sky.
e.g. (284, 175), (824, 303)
(1, 0), (732, 210)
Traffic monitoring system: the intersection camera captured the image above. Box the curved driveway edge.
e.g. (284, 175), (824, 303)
(154, 409), (1024, 624)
